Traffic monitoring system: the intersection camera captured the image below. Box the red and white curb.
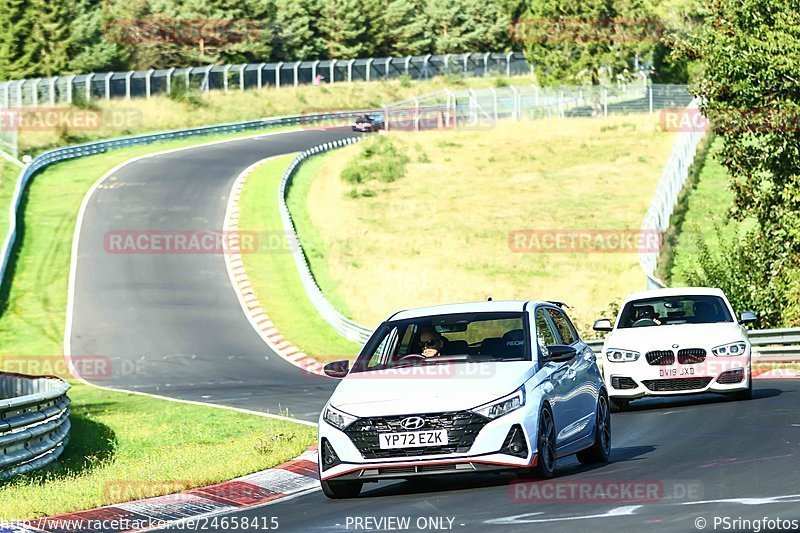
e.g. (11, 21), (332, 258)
(223, 158), (326, 376)
(5, 450), (320, 532)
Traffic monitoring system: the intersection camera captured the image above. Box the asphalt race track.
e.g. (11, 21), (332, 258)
(167, 380), (800, 532)
(69, 128), (357, 422)
(67, 127), (800, 531)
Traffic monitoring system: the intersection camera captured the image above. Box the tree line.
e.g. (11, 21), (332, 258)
(0, 0), (693, 84)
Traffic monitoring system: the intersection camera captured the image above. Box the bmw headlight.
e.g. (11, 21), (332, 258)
(323, 405), (357, 430)
(471, 386), (526, 420)
(712, 341), (747, 356)
(606, 348), (641, 362)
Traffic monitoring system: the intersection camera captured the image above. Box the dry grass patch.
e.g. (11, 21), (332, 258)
(294, 115), (676, 334)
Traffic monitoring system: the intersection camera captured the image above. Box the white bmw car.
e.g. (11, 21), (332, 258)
(593, 287), (756, 411)
(318, 300), (611, 498)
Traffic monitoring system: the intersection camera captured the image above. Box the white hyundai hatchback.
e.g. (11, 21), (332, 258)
(593, 287), (756, 411)
(317, 300), (611, 498)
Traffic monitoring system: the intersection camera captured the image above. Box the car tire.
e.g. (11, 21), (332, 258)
(576, 393), (611, 465)
(609, 397), (629, 412)
(531, 404), (557, 479)
(320, 479), (363, 499)
(729, 376), (753, 401)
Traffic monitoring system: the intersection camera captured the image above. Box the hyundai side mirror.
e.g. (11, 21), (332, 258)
(323, 360), (349, 378)
(739, 311), (757, 325)
(593, 318), (613, 332)
(545, 344), (578, 363)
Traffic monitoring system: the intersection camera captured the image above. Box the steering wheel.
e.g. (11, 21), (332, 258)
(398, 354), (426, 363)
(632, 318), (658, 327)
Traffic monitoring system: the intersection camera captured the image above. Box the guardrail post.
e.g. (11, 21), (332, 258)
(365, 58), (373, 81)
(276, 62), (283, 88)
(506, 51), (513, 77)
(222, 64), (232, 92)
(166, 67), (175, 96)
(15, 79), (24, 107)
(31, 79), (40, 108)
(257, 63), (266, 88)
(329, 59), (336, 83)
(65, 74), (75, 104)
(85, 73), (95, 102)
(347, 59), (356, 82)
(145, 69), (154, 99)
(105, 72), (112, 100)
(124, 71), (134, 100)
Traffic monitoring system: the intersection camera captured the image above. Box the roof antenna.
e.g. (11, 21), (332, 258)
(487, 297), (493, 301)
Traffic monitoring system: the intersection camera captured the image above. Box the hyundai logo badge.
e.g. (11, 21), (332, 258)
(399, 416), (425, 430)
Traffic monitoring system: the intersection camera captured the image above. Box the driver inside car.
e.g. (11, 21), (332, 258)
(418, 326), (447, 358)
(634, 305), (662, 326)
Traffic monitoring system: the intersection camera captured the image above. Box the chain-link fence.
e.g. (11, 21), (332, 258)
(0, 52), (531, 109)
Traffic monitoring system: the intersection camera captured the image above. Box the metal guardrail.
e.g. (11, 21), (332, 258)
(0, 52), (531, 108)
(0, 109), (381, 296)
(0, 373), (71, 479)
(586, 328), (800, 362)
(278, 137), (374, 345)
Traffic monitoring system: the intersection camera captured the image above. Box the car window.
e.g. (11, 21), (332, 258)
(618, 295), (733, 328)
(535, 309), (558, 356)
(546, 308), (578, 344)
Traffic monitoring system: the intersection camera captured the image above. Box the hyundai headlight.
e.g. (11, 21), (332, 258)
(712, 341), (747, 357)
(323, 405), (357, 430)
(471, 386), (526, 420)
(606, 348), (641, 362)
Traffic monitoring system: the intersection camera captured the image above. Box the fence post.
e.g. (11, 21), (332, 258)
(649, 83), (654, 114)
(15, 80), (24, 107)
(365, 58), (373, 81)
(1, 82), (8, 107)
(166, 67), (175, 96)
(404, 56), (411, 75)
(413, 97), (419, 131)
(329, 59), (336, 83)
(423, 54), (431, 79)
(464, 53), (470, 74)
(48, 77), (55, 105)
(85, 73), (94, 102)
(382, 103), (389, 131)
(506, 51), (513, 77)
(469, 89), (477, 124)
(145, 69), (154, 99)
(347, 59), (355, 82)
(124, 71), (134, 100)
(239, 64), (246, 91)
(483, 52), (490, 76)
(222, 64), (232, 92)
(204, 65), (212, 93)
(310, 60), (319, 84)
(293, 61), (300, 86)
(65, 74), (75, 104)
(105, 72), (112, 100)
(257, 63), (266, 89)
(31, 79), (40, 108)
(385, 57), (392, 78)
(276, 62), (283, 88)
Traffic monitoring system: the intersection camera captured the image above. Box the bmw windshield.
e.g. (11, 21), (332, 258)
(618, 295), (734, 328)
(351, 312), (530, 373)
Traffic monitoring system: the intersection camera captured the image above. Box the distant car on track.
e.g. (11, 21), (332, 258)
(317, 300), (611, 498)
(352, 114), (383, 132)
(593, 287), (756, 412)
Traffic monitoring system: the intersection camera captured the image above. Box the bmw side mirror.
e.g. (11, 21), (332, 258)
(323, 360), (349, 378)
(545, 345), (578, 363)
(739, 311), (757, 325)
(593, 318), (613, 332)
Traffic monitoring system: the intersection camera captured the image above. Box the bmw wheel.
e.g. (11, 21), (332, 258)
(577, 393), (611, 464)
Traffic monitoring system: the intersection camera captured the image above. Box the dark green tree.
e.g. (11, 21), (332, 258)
(273, 0), (324, 60)
(318, 0), (368, 58)
(20, 0), (75, 77)
(0, 0), (34, 79)
(382, 0), (432, 56)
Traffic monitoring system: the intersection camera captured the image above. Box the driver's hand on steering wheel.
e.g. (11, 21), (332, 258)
(422, 347), (441, 358)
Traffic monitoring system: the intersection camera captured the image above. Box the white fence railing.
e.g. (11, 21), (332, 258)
(0, 52), (531, 108)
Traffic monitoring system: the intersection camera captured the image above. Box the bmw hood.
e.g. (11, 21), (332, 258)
(328, 362), (534, 417)
(603, 323), (747, 353)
